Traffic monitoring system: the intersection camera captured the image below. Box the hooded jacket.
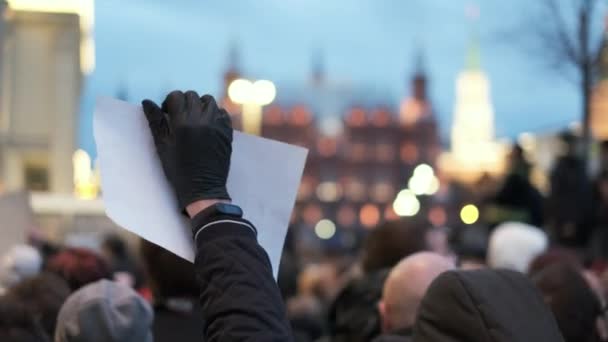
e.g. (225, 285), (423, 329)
(412, 269), (564, 342)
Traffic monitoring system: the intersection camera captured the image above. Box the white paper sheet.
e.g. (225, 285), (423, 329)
(94, 97), (307, 277)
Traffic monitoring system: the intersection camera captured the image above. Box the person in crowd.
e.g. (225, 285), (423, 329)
(4, 272), (71, 338)
(101, 234), (144, 288)
(55, 279), (153, 342)
(590, 169), (608, 260)
(361, 217), (433, 273)
(450, 225), (488, 270)
(139, 238), (203, 341)
(487, 221), (547, 273)
(487, 144), (544, 227)
(0, 244), (42, 294)
(527, 247), (582, 276)
(46, 248), (110, 291)
(142, 91), (292, 340)
(532, 263), (607, 342)
(324, 270), (388, 342)
(0, 296), (48, 342)
(547, 131), (593, 247)
(375, 252), (454, 342)
(412, 268), (564, 341)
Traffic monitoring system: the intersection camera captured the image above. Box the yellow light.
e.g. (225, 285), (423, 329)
(72, 149), (98, 199)
(228, 79), (253, 104)
(392, 189), (420, 217)
(314, 219), (336, 240)
(8, 0), (96, 74)
(460, 204), (479, 225)
(252, 80), (276, 106)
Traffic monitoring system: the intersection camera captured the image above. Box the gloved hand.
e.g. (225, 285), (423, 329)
(142, 91), (232, 209)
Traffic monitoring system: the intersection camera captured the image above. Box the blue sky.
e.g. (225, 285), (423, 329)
(81, 0), (605, 156)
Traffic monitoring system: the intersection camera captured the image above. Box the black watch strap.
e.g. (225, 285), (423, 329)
(190, 203), (244, 236)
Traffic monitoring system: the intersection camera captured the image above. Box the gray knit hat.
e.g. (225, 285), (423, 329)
(55, 279), (153, 342)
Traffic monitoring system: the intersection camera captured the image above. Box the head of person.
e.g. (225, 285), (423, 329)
(487, 222), (547, 273)
(0, 296), (48, 342)
(139, 239), (197, 301)
(0, 244), (42, 291)
(527, 247), (582, 276)
(413, 268), (563, 342)
(532, 263), (604, 342)
(327, 270), (389, 342)
(452, 225), (489, 270)
(362, 218), (433, 273)
(46, 248), (110, 291)
(101, 234), (128, 263)
(55, 279), (153, 342)
(379, 252), (455, 334)
(5, 272), (70, 338)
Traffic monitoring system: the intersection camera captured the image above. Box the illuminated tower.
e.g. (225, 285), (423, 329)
(439, 30), (504, 181)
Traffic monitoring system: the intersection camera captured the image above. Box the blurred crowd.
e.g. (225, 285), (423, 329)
(1, 112), (608, 341)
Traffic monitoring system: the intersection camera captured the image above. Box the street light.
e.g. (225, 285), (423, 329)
(228, 78), (276, 135)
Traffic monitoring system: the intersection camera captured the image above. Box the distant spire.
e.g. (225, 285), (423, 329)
(465, 3), (481, 70)
(312, 48), (325, 85)
(227, 40), (240, 72)
(413, 45), (426, 76)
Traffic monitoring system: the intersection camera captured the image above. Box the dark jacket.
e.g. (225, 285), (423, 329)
(373, 328), (413, 342)
(193, 216), (293, 341)
(412, 269), (564, 342)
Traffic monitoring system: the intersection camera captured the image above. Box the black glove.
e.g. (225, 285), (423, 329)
(142, 91), (232, 209)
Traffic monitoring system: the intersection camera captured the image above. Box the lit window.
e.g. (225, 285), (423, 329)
(297, 177), (315, 201)
(346, 108), (366, 127)
(350, 143), (367, 162)
(316, 182), (342, 202)
(345, 179), (366, 202)
(371, 182), (394, 202)
(337, 205), (357, 228)
(400, 142), (419, 163)
(264, 106), (284, 125)
(376, 144), (396, 162)
(303, 204), (323, 225)
(371, 109), (391, 127)
(384, 205), (399, 221)
(360, 204), (380, 229)
(317, 137), (337, 157)
(290, 105), (312, 126)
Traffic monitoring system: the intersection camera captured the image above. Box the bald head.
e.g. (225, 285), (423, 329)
(380, 252), (454, 333)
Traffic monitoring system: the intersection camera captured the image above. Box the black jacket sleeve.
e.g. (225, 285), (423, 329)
(192, 215), (293, 341)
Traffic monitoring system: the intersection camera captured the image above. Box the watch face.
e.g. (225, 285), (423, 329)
(218, 203), (243, 217)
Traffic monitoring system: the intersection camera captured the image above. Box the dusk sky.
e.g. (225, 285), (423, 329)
(81, 0), (606, 156)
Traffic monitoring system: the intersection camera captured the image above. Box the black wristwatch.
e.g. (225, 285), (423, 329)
(191, 202), (244, 236)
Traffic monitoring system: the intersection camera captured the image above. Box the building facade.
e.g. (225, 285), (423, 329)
(0, 4), (82, 194)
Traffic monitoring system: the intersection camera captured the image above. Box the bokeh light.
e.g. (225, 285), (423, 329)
(460, 204), (479, 225)
(360, 204), (380, 228)
(392, 189), (420, 217)
(314, 219), (336, 240)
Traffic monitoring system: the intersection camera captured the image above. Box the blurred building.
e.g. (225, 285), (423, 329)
(224, 54), (441, 247)
(0, 1), (112, 243)
(0, 2), (82, 194)
(439, 35), (506, 183)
